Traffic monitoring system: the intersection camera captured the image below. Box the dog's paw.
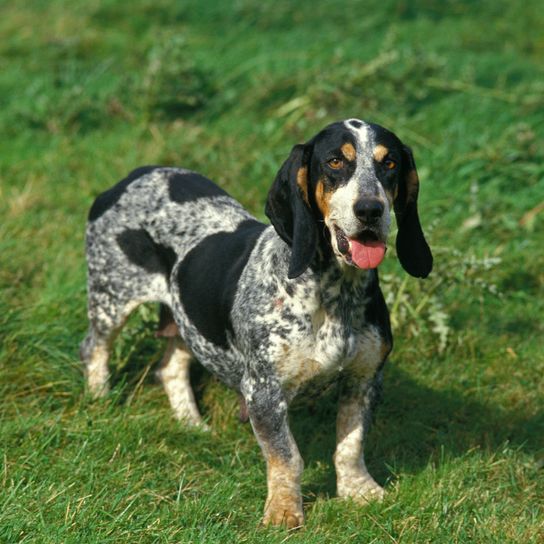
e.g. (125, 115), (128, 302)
(178, 415), (210, 432)
(262, 497), (304, 529)
(338, 475), (384, 504)
(86, 376), (110, 399)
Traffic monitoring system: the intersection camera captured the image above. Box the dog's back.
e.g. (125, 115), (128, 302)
(87, 166), (253, 275)
(81, 166), (257, 395)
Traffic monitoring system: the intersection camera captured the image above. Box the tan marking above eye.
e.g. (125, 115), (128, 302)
(327, 158), (344, 169)
(340, 142), (356, 161)
(373, 144), (389, 162)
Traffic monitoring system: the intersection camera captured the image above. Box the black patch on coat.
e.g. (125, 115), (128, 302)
(116, 229), (177, 279)
(349, 119), (363, 128)
(177, 220), (266, 348)
(168, 172), (229, 204)
(89, 166), (160, 221)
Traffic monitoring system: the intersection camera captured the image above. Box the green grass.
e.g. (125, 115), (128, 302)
(1, 0), (543, 541)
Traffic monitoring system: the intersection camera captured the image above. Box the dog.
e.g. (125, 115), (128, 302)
(81, 118), (432, 528)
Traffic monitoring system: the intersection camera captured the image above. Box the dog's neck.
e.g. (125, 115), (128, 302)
(315, 255), (378, 309)
(268, 227), (378, 306)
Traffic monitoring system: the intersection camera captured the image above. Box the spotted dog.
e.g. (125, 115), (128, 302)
(81, 119), (433, 528)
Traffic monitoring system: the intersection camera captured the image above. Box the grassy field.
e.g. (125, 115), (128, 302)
(1, 0), (543, 542)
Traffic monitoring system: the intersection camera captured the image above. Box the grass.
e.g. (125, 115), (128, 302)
(1, 0), (543, 541)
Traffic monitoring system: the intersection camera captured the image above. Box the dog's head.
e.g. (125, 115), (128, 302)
(265, 119), (433, 279)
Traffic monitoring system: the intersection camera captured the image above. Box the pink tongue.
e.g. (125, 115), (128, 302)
(350, 239), (386, 269)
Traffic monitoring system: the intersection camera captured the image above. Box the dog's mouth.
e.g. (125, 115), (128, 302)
(334, 227), (387, 269)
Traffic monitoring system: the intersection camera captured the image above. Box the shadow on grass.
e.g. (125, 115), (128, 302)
(290, 362), (543, 500)
(107, 334), (542, 502)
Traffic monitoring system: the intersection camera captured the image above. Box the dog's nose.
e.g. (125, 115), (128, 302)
(353, 198), (384, 224)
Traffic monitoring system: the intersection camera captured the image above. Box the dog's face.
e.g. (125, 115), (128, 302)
(266, 119), (433, 279)
(308, 119), (404, 271)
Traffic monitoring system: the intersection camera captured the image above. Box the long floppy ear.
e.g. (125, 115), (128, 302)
(393, 145), (433, 278)
(265, 144), (318, 279)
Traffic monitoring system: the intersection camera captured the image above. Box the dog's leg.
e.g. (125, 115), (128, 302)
(334, 372), (384, 503)
(80, 330), (111, 398)
(80, 296), (136, 398)
(156, 338), (206, 427)
(242, 375), (304, 529)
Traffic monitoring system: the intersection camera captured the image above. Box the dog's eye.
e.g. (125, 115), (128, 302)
(327, 158), (344, 170)
(384, 158), (396, 170)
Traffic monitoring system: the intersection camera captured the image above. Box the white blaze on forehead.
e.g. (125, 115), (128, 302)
(344, 119), (371, 150)
(344, 119), (377, 170)
(341, 119), (375, 193)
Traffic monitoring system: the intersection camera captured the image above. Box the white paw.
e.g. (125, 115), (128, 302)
(86, 375), (110, 399)
(262, 497), (304, 529)
(338, 475), (384, 503)
(176, 414), (210, 432)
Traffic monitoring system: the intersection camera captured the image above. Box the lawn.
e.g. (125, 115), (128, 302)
(1, 1), (543, 542)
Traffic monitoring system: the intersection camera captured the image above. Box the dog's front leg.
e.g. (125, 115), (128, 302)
(334, 372), (384, 503)
(241, 373), (304, 529)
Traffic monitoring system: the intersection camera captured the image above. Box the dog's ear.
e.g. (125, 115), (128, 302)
(265, 143), (318, 279)
(393, 145), (433, 278)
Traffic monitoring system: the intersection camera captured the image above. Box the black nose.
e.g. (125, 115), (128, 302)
(353, 198), (384, 224)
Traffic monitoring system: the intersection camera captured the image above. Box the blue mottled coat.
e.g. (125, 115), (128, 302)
(81, 119), (432, 528)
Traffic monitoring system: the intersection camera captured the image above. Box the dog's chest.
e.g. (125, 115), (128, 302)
(269, 282), (385, 397)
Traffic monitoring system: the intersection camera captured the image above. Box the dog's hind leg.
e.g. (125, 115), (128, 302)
(156, 338), (206, 427)
(80, 294), (138, 398)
